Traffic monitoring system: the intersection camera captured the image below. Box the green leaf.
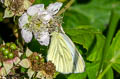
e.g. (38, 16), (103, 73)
(56, 74), (67, 79)
(34, 0), (56, 6)
(64, 25), (105, 61)
(86, 62), (99, 79)
(112, 63), (120, 73)
(28, 38), (48, 56)
(67, 72), (87, 79)
(103, 68), (114, 79)
(63, 10), (91, 28)
(63, 1), (120, 31)
(0, 12), (3, 22)
(0, 7), (4, 22)
(109, 30), (120, 73)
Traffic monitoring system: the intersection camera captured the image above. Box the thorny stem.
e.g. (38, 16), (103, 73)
(97, 10), (120, 78)
(56, 0), (75, 16)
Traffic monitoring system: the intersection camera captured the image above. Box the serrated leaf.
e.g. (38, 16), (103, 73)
(64, 26), (105, 61)
(64, 26), (99, 49)
(63, 10), (91, 28)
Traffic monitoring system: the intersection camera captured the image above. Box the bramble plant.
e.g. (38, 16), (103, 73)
(0, 0), (120, 79)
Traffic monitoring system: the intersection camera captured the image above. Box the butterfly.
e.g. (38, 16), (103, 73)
(47, 26), (85, 74)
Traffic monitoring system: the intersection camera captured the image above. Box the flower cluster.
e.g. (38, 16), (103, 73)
(19, 49), (56, 79)
(1, 0), (33, 18)
(0, 1), (64, 79)
(0, 43), (56, 79)
(0, 43), (21, 77)
(19, 2), (63, 46)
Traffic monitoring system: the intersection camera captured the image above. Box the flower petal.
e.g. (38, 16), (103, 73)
(36, 71), (45, 78)
(19, 59), (31, 68)
(27, 4), (44, 16)
(26, 48), (33, 57)
(3, 8), (14, 18)
(40, 12), (53, 24)
(21, 29), (33, 43)
(34, 4), (45, 11)
(23, 0), (32, 9)
(19, 13), (29, 28)
(3, 60), (13, 74)
(34, 30), (50, 46)
(27, 6), (39, 16)
(0, 67), (7, 76)
(47, 2), (63, 15)
(27, 69), (35, 79)
(13, 57), (21, 65)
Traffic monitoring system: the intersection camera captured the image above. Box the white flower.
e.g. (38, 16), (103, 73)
(18, 2), (63, 46)
(21, 29), (33, 43)
(27, 2), (63, 23)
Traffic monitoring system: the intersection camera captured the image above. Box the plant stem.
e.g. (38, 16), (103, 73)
(56, 0), (75, 16)
(97, 10), (120, 78)
(97, 63), (113, 79)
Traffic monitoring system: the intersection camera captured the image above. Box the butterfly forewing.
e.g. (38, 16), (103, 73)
(61, 33), (85, 73)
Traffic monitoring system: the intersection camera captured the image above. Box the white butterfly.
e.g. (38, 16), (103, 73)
(47, 27), (85, 74)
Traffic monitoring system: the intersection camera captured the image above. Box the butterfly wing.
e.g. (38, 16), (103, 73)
(61, 33), (85, 73)
(47, 32), (85, 74)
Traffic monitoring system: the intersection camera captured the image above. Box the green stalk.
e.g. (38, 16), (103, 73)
(97, 10), (120, 78)
(97, 63), (113, 79)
